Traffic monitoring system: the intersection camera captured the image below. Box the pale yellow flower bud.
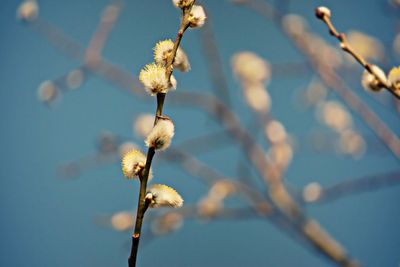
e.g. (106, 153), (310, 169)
(146, 184), (184, 208)
(139, 63), (170, 95)
(154, 39), (191, 72)
(121, 150), (153, 180)
(388, 66), (400, 91)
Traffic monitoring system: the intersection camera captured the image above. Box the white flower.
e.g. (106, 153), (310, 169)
(315, 6), (331, 19)
(361, 65), (387, 92)
(188, 5), (206, 28)
(154, 40), (191, 72)
(172, 0), (194, 9)
(145, 117), (175, 150)
(139, 63), (170, 95)
(17, 1), (39, 22)
(388, 66), (400, 91)
(146, 184), (184, 208)
(121, 150), (153, 180)
(232, 52), (271, 84)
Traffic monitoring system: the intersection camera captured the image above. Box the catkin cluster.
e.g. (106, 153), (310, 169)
(122, 0), (207, 209)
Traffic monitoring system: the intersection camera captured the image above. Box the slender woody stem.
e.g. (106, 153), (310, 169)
(128, 3), (195, 266)
(317, 11), (400, 99)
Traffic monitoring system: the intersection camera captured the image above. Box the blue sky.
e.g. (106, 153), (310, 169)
(1, 0), (399, 266)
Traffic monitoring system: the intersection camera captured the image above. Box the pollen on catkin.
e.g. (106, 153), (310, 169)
(139, 63), (170, 95)
(172, 0), (194, 9)
(388, 66), (400, 91)
(154, 39), (191, 72)
(121, 150), (153, 180)
(146, 184), (184, 208)
(188, 5), (206, 28)
(145, 117), (175, 150)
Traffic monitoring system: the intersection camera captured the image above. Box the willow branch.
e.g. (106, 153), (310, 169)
(128, 4), (194, 267)
(315, 9), (400, 99)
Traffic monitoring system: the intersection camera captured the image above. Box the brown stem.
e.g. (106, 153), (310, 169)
(128, 3), (195, 266)
(128, 147), (154, 266)
(318, 11), (400, 99)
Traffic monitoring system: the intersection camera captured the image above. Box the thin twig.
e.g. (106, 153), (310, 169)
(128, 3), (195, 267)
(315, 9), (400, 99)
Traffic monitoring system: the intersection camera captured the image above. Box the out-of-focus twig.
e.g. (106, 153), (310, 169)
(169, 90), (360, 267)
(310, 170), (400, 204)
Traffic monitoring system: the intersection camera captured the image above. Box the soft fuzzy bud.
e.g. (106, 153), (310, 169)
(151, 212), (183, 235)
(188, 5), (206, 28)
(154, 39), (191, 72)
(197, 196), (222, 219)
(317, 101), (352, 132)
(111, 211), (134, 231)
(361, 65), (387, 92)
(303, 182), (322, 203)
(66, 69), (84, 90)
(209, 180), (236, 200)
(37, 80), (58, 104)
(139, 63), (171, 95)
(145, 117), (175, 150)
(118, 142), (139, 159)
(232, 52), (271, 84)
(265, 120), (287, 144)
(282, 14), (308, 37)
(121, 150), (153, 180)
(172, 0), (194, 9)
(146, 184), (184, 208)
(17, 1), (39, 22)
(267, 143), (293, 168)
(242, 83), (271, 114)
(338, 129), (366, 158)
(133, 113), (154, 138)
(388, 66), (400, 91)
(346, 31), (384, 63)
(315, 6), (331, 19)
